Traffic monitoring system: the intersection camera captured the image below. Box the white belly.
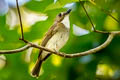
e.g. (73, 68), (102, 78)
(41, 24), (69, 59)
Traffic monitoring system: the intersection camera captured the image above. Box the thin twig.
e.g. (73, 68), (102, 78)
(89, 0), (120, 24)
(79, 0), (117, 34)
(16, 0), (24, 40)
(79, 0), (96, 31)
(101, 8), (120, 24)
(0, 44), (31, 54)
(94, 30), (110, 34)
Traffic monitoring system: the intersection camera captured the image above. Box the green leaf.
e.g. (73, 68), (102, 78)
(25, 0), (54, 12)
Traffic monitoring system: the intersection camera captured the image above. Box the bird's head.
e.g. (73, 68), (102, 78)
(55, 9), (71, 23)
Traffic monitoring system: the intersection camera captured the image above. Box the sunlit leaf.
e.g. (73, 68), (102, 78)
(104, 13), (119, 31)
(96, 64), (115, 77)
(51, 55), (63, 67)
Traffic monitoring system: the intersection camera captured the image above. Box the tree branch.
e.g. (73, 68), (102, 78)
(16, 0), (24, 40)
(79, 0), (96, 31)
(29, 33), (115, 58)
(0, 32), (120, 58)
(0, 44), (31, 54)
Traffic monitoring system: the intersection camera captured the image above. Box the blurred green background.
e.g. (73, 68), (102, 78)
(0, 0), (120, 80)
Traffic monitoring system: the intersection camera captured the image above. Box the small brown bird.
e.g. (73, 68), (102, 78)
(31, 9), (71, 77)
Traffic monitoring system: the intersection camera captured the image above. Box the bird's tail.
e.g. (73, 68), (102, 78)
(31, 57), (43, 78)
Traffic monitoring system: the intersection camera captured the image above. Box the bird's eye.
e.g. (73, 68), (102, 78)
(58, 13), (62, 17)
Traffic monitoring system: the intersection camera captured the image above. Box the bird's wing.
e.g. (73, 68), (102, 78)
(38, 23), (59, 58)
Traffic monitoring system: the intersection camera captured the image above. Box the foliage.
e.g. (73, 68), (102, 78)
(0, 0), (120, 80)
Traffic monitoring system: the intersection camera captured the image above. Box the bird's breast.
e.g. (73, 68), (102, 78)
(46, 27), (69, 51)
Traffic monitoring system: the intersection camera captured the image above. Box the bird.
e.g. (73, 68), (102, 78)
(31, 9), (71, 77)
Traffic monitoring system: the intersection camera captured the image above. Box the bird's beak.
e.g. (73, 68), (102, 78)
(63, 9), (72, 15)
